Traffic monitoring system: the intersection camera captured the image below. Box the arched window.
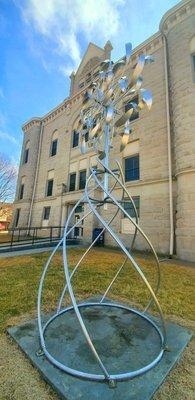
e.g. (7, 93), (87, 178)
(23, 140), (29, 164)
(50, 130), (58, 157)
(190, 36), (195, 82)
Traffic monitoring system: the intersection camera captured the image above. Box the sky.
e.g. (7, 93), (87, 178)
(0, 0), (180, 166)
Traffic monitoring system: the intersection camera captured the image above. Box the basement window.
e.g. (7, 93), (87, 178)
(122, 196), (140, 218)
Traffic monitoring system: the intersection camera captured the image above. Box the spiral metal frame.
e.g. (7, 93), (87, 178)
(38, 162), (166, 385)
(38, 42), (167, 387)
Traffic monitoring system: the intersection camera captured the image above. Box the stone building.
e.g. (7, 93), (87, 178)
(12, 0), (195, 261)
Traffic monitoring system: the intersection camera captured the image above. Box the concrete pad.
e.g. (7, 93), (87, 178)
(8, 304), (192, 400)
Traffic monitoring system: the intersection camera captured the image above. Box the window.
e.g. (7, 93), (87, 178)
(79, 82), (84, 89)
(15, 209), (20, 227)
(125, 155), (140, 181)
(125, 96), (139, 121)
(19, 184), (24, 199)
(69, 173), (76, 191)
(123, 196), (140, 218)
(46, 179), (53, 196)
(190, 36), (195, 82)
(23, 148), (29, 164)
(50, 139), (58, 156)
(72, 130), (79, 148)
(43, 206), (51, 220)
(79, 170), (86, 190)
(75, 204), (84, 213)
(23, 141), (29, 164)
(191, 54), (195, 82)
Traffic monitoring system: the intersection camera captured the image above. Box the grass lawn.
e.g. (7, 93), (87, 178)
(0, 247), (195, 332)
(0, 247), (194, 400)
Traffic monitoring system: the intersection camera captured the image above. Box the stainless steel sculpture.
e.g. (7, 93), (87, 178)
(38, 42), (166, 387)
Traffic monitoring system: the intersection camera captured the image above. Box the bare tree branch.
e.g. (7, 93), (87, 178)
(0, 153), (17, 202)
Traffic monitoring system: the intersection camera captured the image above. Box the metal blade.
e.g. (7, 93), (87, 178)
(145, 55), (155, 64)
(125, 42), (132, 63)
(105, 106), (114, 124)
(132, 54), (145, 82)
(113, 59), (126, 74)
(80, 137), (86, 154)
(119, 77), (128, 92)
(140, 89), (152, 110)
(89, 122), (101, 139)
(120, 133), (129, 152)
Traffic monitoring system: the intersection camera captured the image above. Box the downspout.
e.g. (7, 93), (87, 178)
(162, 33), (174, 257)
(27, 121), (44, 229)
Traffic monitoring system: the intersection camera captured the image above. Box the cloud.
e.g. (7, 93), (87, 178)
(0, 112), (18, 147)
(0, 130), (18, 145)
(17, 0), (126, 74)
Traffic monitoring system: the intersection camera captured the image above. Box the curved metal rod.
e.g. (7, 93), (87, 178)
(62, 196), (110, 379)
(40, 302), (164, 382)
(100, 159), (139, 303)
(57, 171), (125, 313)
(38, 186), (100, 346)
(85, 171), (166, 344)
(98, 158), (161, 312)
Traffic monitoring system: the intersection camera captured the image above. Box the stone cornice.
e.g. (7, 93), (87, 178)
(22, 117), (42, 133)
(160, 0), (195, 34)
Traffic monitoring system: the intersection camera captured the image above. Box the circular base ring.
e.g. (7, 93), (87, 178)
(40, 302), (165, 383)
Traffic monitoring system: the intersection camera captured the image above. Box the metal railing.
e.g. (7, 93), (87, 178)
(0, 225), (82, 250)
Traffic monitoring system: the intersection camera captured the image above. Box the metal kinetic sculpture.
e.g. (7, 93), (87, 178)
(38, 42), (166, 387)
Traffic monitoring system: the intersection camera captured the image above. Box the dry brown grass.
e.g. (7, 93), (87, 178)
(0, 247), (194, 399)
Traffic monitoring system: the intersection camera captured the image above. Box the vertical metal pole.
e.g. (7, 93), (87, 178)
(103, 123), (110, 199)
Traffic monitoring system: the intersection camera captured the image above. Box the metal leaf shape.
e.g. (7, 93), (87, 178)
(119, 77), (128, 92)
(115, 104), (135, 127)
(105, 106), (114, 124)
(120, 133), (129, 152)
(99, 70), (106, 80)
(89, 122), (101, 139)
(80, 137), (86, 154)
(96, 88), (104, 102)
(98, 150), (106, 160)
(100, 59), (113, 71)
(106, 70), (114, 84)
(139, 89), (152, 110)
(113, 59), (126, 74)
(145, 55), (155, 64)
(132, 54), (145, 82)
(125, 42), (132, 63)
(103, 86), (114, 105)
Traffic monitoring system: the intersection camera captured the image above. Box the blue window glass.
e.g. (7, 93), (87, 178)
(69, 173), (76, 191)
(72, 130), (79, 148)
(125, 155), (139, 181)
(19, 184), (24, 199)
(47, 179), (53, 196)
(43, 206), (51, 220)
(79, 170), (86, 190)
(50, 139), (58, 156)
(23, 148), (29, 164)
